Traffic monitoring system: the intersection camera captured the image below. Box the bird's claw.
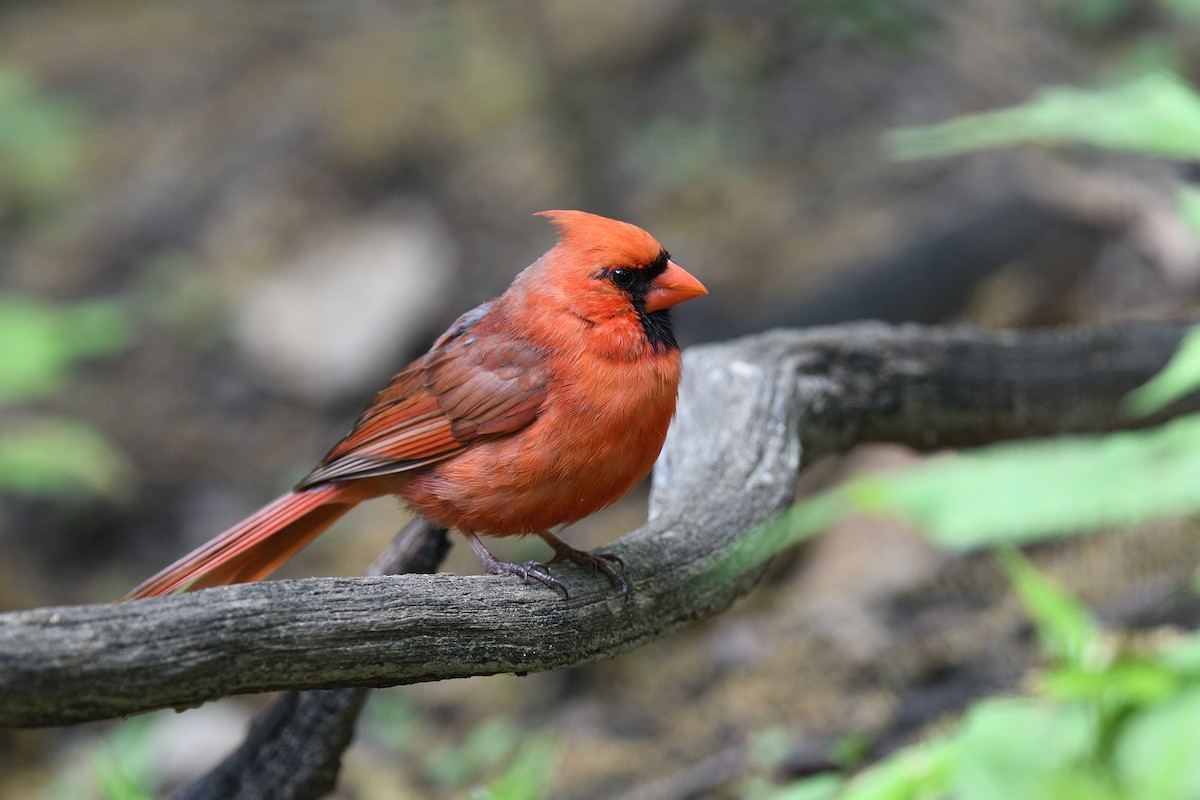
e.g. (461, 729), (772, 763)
(485, 558), (570, 599)
(549, 547), (628, 594)
(465, 531), (570, 598)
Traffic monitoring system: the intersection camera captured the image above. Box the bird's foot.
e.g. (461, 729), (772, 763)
(463, 531), (569, 598)
(540, 533), (628, 594)
(485, 558), (570, 598)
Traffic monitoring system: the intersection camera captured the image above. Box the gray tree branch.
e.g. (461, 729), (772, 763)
(173, 518), (449, 800)
(1, 320), (1194, 730)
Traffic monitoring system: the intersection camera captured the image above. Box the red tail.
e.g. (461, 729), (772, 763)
(119, 486), (355, 600)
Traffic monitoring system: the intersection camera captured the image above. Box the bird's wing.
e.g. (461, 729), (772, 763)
(296, 304), (548, 487)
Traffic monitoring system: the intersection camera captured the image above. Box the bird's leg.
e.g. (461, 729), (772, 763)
(536, 530), (628, 594)
(462, 531), (569, 598)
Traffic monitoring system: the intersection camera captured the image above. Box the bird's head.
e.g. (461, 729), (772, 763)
(524, 210), (707, 353)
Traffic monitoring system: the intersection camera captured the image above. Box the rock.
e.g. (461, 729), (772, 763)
(233, 207), (456, 403)
(148, 703), (252, 787)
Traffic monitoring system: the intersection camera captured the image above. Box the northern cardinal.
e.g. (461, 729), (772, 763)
(121, 211), (706, 600)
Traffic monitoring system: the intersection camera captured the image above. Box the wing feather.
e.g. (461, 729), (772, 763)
(296, 304), (547, 488)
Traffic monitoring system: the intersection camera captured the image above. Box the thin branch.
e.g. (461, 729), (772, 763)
(0, 320), (1193, 729)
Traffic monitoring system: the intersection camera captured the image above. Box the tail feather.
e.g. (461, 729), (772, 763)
(118, 487), (353, 601)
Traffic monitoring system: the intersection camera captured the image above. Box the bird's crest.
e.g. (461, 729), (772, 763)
(536, 210), (666, 270)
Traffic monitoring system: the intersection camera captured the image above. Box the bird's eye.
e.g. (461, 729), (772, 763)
(610, 268), (636, 289)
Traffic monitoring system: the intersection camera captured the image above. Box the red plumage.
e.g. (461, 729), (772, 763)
(121, 210), (706, 600)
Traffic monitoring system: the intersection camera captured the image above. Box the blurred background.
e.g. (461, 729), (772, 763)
(4, 0), (1200, 798)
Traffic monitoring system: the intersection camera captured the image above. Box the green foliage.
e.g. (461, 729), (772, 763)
(762, 774), (845, 800)
(729, 328), (1200, 568)
(0, 69), (144, 503)
(91, 760), (152, 800)
(0, 65), (88, 212)
(749, 726), (797, 770)
(363, 691), (426, 752)
(1113, 687), (1200, 799)
(1048, 0), (1134, 31)
(801, 0), (934, 50)
(833, 739), (957, 800)
(42, 716), (158, 800)
(886, 65), (1200, 234)
(426, 717), (522, 789)
(1109, 35), (1189, 82)
(1159, 0), (1200, 23)
(886, 72), (1200, 161)
(999, 550), (1103, 669)
(0, 293), (134, 500)
(765, 557), (1200, 800)
(0, 418), (131, 499)
(1126, 326), (1200, 415)
(472, 733), (560, 800)
(0, 293), (132, 403)
(831, 733), (871, 770)
(946, 700), (1117, 800)
(717, 406), (1200, 587)
(1176, 184), (1200, 235)
(741, 729), (867, 799)
(850, 417), (1200, 548)
(1046, 652), (1181, 709)
(720, 331), (1200, 798)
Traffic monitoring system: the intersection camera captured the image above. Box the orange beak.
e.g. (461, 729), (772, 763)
(643, 261), (708, 312)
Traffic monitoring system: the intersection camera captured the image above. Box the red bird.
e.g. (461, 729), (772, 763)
(121, 211), (706, 600)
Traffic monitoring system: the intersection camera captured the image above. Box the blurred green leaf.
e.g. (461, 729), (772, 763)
(1049, 0), (1133, 30)
(363, 691), (425, 751)
(1126, 326), (1200, 416)
(1160, 630), (1200, 676)
(1106, 34), (1188, 82)
(719, 409), (1200, 588)
(999, 550), (1104, 670)
(428, 717), (520, 788)
(473, 733), (560, 800)
(837, 738), (955, 800)
(89, 717), (156, 800)
(1043, 659), (1181, 707)
(1160, 0), (1200, 23)
(803, 0), (933, 50)
(832, 732), (871, 769)
(748, 727), (795, 769)
(91, 759), (151, 800)
(1176, 184), (1200, 235)
(949, 699), (1109, 800)
(700, 488), (845, 588)
(848, 414), (1200, 549)
(0, 65), (88, 208)
(886, 72), (1200, 161)
(764, 773), (844, 800)
(796, 599), (1200, 800)
(1115, 687), (1200, 800)
(0, 293), (133, 403)
(0, 418), (132, 498)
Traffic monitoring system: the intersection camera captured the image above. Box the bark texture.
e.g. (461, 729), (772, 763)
(173, 518), (449, 800)
(1, 321), (1194, 731)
